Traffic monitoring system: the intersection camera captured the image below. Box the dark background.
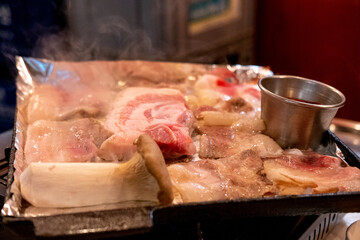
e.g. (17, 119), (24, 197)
(256, 0), (360, 122)
(0, 0), (66, 131)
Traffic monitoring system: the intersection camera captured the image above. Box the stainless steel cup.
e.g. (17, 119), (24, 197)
(258, 75), (345, 149)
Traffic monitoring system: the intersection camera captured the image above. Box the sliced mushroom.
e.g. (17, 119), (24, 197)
(20, 134), (173, 208)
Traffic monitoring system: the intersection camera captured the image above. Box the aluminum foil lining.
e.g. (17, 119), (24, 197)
(1, 57), (274, 217)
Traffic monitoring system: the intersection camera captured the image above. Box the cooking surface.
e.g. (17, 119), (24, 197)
(2, 130), (360, 240)
(1, 119), (360, 239)
(330, 118), (360, 158)
(1, 58), (360, 238)
(334, 132), (360, 156)
(0, 2), (358, 239)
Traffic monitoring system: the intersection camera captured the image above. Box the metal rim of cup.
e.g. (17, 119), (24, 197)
(258, 75), (346, 109)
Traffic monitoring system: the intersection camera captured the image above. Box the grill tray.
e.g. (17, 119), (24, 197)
(2, 58), (360, 239)
(2, 130), (360, 239)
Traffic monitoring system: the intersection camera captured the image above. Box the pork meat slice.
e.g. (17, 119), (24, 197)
(19, 118), (112, 175)
(112, 60), (206, 85)
(168, 150), (275, 204)
(27, 84), (115, 123)
(50, 60), (206, 89)
(101, 87), (195, 161)
(198, 126), (283, 159)
(194, 72), (261, 114)
(263, 150), (360, 195)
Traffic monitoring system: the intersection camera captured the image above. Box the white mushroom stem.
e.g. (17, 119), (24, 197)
(20, 134), (173, 208)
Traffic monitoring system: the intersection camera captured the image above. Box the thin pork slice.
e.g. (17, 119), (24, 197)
(112, 61), (206, 85)
(101, 87), (195, 161)
(168, 150), (275, 204)
(19, 118), (112, 175)
(50, 60), (206, 89)
(27, 84), (115, 123)
(263, 150), (360, 195)
(198, 125), (283, 159)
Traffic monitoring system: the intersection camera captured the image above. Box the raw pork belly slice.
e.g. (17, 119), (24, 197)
(51, 60), (206, 89)
(263, 150), (360, 195)
(198, 126), (283, 159)
(112, 60), (206, 85)
(168, 150), (275, 204)
(19, 118), (112, 174)
(27, 84), (115, 123)
(101, 87), (195, 161)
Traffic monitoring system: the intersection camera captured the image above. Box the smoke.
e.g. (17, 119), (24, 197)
(91, 16), (163, 60)
(32, 14), (167, 62)
(29, 0), (248, 65)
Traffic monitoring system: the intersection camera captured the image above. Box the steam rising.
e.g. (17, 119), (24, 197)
(32, 15), (167, 61)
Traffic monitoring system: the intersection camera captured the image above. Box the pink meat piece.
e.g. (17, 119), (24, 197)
(264, 150), (360, 194)
(27, 84), (115, 123)
(98, 130), (139, 163)
(168, 150), (275, 203)
(145, 124), (195, 158)
(19, 118), (112, 175)
(101, 87), (195, 161)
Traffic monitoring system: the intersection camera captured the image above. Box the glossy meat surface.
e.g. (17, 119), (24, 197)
(27, 84), (114, 123)
(14, 59), (359, 211)
(101, 87), (195, 161)
(19, 118), (112, 174)
(264, 150), (360, 194)
(198, 126), (283, 159)
(168, 150), (275, 203)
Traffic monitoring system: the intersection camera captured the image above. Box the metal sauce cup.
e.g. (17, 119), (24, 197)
(258, 75), (345, 149)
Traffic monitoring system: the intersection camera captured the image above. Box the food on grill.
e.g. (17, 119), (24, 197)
(168, 150), (275, 204)
(263, 150), (360, 195)
(199, 111), (242, 126)
(194, 72), (261, 113)
(113, 61), (207, 85)
(13, 59), (360, 210)
(20, 134), (173, 208)
(17, 118), (112, 176)
(198, 124), (283, 159)
(26, 83), (115, 124)
(101, 87), (195, 162)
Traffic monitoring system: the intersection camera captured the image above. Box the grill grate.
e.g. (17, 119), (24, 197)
(299, 213), (343, 240)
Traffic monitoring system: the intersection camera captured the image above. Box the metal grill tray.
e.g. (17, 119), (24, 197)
(2, 130), (360, 239)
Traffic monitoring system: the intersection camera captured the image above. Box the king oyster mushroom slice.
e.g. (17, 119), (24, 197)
(20, 134), (173, 208)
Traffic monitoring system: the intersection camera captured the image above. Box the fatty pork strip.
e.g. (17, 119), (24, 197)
(193, 69), (261, 115)
(17, 118), (112, 176)
(27, 83), (116, 123)
(20, 134), (173, 208)
(168, 150), (276, 204)
(50, 60), (206, 89)
(263, 150), (360, 195)
(112, 60), (207, 85)
(100, 87), (196, 162)
(195, 103), (283, 160)
(168, 122), (283, 203)
(198, 126), (283, 159)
